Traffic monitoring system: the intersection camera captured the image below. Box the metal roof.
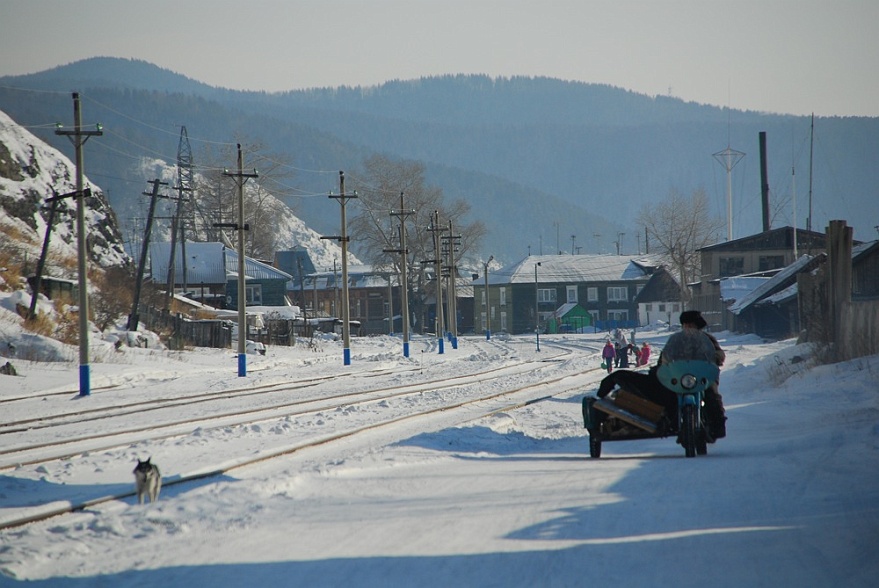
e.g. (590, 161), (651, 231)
(148, 242), (292, 284)
(482, 254), (660, 285)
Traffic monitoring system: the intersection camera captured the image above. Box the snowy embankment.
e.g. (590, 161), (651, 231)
(0, 323), (878, 587)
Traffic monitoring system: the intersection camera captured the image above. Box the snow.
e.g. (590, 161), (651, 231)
(1, 297), (878, 587)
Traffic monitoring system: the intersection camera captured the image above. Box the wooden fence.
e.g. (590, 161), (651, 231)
(141, 308), (231, 349)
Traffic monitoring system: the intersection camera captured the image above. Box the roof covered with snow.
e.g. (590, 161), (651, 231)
(728, 254), (825, 315)
(484, 254), (660, 285)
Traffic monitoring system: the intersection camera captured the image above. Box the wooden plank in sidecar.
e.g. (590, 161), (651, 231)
(592, 391), (663, 434)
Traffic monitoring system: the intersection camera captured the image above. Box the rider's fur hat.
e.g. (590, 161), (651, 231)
(680, 310), (707, 329)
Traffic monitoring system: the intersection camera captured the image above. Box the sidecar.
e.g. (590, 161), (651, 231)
(582, 388), (672, 458)
(582, 359), (719, 458)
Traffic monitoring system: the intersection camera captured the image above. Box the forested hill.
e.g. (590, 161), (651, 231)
(2, 58), (877, 263)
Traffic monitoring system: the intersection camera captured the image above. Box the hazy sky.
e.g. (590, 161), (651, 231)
(2, 0), (877, 117)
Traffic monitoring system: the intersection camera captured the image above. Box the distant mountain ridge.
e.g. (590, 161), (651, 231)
(1, 57), (877, 265)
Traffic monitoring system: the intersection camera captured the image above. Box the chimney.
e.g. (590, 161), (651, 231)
(759, 131), (770, 232)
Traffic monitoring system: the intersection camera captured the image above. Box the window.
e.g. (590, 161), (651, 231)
(608, 310), (629, 321)
(481, 290), (486, 306)
(567, 286), (578, 303)
(759, 255), (785, 271)
(587, 287), (598, 302)
(490, 306), (496, 319)
(537, 288), (556, 303)
(645, 303), (653, 312)
(607, 286), (628, 302)
(500, 312), (508, 331)
(719, 256), (744, 277)
(500, 287), (507, 306)
(480, 311), (487, 330)
(245, 284), (262, 305)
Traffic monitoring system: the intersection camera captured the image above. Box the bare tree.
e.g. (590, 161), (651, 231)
(637, 187), (724, 301)
(349, 154), (485, 332)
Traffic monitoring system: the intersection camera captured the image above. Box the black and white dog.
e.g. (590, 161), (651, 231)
(133, 458), (162, 504)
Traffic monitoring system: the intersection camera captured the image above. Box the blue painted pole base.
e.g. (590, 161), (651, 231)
(344, 347), (351, 366)
(486, 330), (491, 341)
(238, 353), (247, 377)
(403, 341), (410, 358)
(438, 337), (444, 354)
(79, 364), (90, 396)
(451, 337), (458, 349)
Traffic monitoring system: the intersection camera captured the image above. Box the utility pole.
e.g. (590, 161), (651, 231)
(427, 210), (448, 354)
(297, 257), (308, 339)
(534, 261), (542, 352)
(128, 179), (167, 331)
(55, 92), (102, 397)
(161, 190), (188, 310)
(29, 189), (77, 321)
(324, 171), (357, 365)
(387, 192), (414, 357)
(221, 144), (258, 377)
(483, 255), (494, 340)
(443, 220), (461, 349)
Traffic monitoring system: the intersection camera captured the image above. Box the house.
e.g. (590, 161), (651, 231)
(632, 266), (683, 326)
(148, 242), (292, 309)
(690, 226), (832, 330)
(304, 264), (397, 335)
(726, 254), (827, 338)
(546, 302), (592, 333)
(274, 248), (316, 294)
(473, 254), (658, 335)
(852, 240), (879, 299)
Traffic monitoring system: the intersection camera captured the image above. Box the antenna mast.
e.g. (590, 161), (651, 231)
(713, 105), (745, 241)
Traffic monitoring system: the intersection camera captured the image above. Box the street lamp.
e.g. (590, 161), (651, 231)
(484, 255), (493, 340)
(535, 261), (542, 351)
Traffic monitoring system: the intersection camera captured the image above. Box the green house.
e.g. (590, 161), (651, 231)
(547, 302), (592, 333)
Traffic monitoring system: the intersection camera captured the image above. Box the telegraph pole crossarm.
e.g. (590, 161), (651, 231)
(55, 92), (102, 397)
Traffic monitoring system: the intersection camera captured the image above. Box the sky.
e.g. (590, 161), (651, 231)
(2, 0), (878, 117)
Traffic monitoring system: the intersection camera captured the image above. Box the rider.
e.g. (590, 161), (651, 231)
(679, 310), (726, 439)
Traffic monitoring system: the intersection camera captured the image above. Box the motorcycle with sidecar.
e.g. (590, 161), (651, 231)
(582, 347), (720, 458)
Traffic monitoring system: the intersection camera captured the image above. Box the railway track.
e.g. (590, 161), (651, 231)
(0, 339), (604, 530)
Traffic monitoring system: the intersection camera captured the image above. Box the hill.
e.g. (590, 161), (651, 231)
(2, 58), (877, 265)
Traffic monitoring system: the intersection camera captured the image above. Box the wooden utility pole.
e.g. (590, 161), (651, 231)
(128, 179), (167, 331)
(55, 92), (102, 396)
(222, 144), (258, 377)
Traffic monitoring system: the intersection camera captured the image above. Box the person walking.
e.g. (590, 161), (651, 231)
(638, 342), (651, 366)
(601, 340), (616, 374)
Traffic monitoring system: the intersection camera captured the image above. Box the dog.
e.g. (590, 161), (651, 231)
(133, 457), (162, 504)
